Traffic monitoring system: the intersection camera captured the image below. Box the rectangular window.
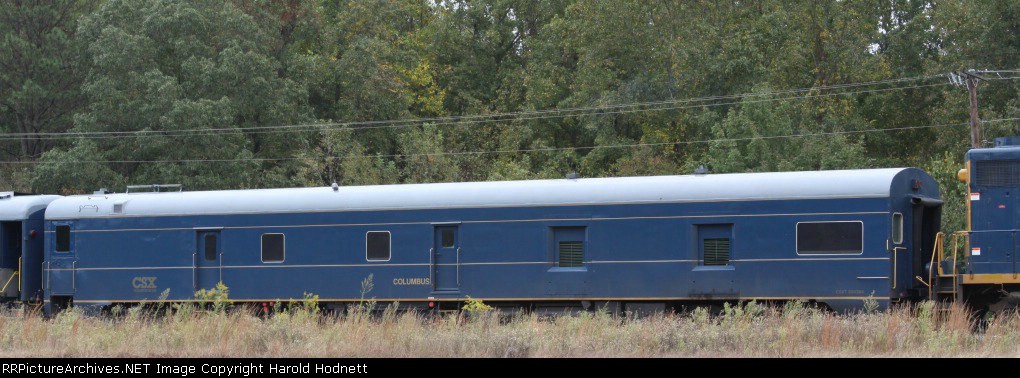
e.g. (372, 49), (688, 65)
(261, 233), (285, 263)
(366, 231), (391, 261)
(558, 241), (584, 267)
(892, 213), (903, 244)
(204, 234), (218, 261)
(703, 238), (731, 266)
(55, 225), (70, 252)
(797, 221), (863, 255)
(552, 227), (586, 268)
(441, 229), (455, 248)
(698, 224), (733, 266)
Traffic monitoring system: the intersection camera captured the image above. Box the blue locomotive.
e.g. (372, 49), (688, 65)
(2, 165), (949, 314)
(949, 136), (1020, 314)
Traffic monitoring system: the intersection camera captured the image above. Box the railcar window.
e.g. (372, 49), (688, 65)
(703, 238), (731, 266)
(55, 225), (70, 252)
(261, 233), (285, 263)
(558, 241), (584, 267)
(204, 234), (217, 261)
(796, 222), (863, 255)
(892, 213), (903, 244)
(552, 227), (586, 268)
(366, 231), (391, 261)
(441, 229), (455, 248)
(698, 224), (733, 266)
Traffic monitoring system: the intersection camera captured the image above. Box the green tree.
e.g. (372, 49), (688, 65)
(0, 0), (92, 161)
(33, 0), (311, 193)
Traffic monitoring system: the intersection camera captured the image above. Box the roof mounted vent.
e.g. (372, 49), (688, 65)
(694, 165), (709, 175)
(94, 188), (109, 195)
(994, 136), (1020, 148)
(565, 171), (580, 180)
(331, 182), (339, 192)
(0, 192), (11, 200)
(126, 184), (183, 194)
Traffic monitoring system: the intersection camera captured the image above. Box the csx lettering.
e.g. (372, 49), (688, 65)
(132, 277), (157, 289)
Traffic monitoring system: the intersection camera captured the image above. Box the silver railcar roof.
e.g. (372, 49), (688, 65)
(44, 168), (918, 219)
(0, 194), (62, 220)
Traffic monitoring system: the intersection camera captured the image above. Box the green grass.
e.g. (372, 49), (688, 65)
(0, 301), (1016, 357)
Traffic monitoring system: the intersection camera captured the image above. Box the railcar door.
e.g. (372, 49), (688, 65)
(0, 221), (22, 299)
(195, 230), (222, 292)
(47, 222), (76, 296)
(432, 226), (460, 292)
(909, 198), (942, 297)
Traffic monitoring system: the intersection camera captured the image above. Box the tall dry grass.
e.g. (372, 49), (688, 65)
(0, 301), (1017, 357)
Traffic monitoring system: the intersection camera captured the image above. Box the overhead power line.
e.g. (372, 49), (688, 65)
(3, 117), (1017, 165)
(0, 78), (956, 141)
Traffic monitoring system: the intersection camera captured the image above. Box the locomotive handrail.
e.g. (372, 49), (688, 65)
(192, 253), (197, 291)
(948, 231), (966, 276)
(926, 232), (944, 299)
(456, 247), (461, 287)
(428, 248), (434, 290)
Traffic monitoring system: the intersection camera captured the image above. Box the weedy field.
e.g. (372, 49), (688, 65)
(0, 300), (1017, 357)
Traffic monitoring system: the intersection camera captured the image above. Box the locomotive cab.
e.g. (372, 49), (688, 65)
(0, 193), (61, 303)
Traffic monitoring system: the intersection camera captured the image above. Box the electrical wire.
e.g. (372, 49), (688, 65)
(3, 117), (1016, 165)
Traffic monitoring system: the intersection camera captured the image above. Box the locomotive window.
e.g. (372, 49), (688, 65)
(204, 234), (218, 261)
(796, 222), (863, 255)
(261, 233), (285, 263)
(892, 213), (903, 244)
(366, 231), (391, 261)
(55, 225), (70, 252)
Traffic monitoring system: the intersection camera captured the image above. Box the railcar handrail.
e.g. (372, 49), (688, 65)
(126, 184), (183, 193)
(0, 270), (18, 294)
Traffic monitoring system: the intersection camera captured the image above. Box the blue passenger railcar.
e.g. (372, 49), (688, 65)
(0, 193), (61, 303)
(42, 168), (940, 313)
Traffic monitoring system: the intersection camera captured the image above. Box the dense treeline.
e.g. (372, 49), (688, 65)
(1, 0), (1018, 231)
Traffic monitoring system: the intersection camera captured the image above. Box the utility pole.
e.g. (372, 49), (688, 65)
(950, 70), (986, 148)
(967, 75), (981, 148)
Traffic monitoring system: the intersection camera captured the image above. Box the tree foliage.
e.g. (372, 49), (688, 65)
(0, 0), (1015, 234)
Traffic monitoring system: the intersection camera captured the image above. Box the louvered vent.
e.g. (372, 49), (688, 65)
(558, 241), (584, 267)
(703, 238), (730, 266)
(976, 160), (1020, 187)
